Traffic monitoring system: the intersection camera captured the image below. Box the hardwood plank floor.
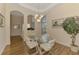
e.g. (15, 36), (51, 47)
(2, 36), (28, 55)
(2, 36), (79, 55)
(50, 43), (79, 55)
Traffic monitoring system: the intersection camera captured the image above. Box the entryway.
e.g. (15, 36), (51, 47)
(10, 11), (24, 44)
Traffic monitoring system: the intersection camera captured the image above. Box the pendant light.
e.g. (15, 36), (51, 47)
(35, 3), (44, 22)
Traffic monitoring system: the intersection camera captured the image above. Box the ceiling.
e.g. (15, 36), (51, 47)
(19, 3), (58, 13)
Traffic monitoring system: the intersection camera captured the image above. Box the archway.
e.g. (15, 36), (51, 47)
(10, 11), (24, 44)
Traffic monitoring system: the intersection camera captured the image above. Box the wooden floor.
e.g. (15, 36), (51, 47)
(2, 36), (79, 55)
(2, 36), (28, 55)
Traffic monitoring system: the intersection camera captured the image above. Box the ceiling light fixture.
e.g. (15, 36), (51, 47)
(35, 4), (44, 22)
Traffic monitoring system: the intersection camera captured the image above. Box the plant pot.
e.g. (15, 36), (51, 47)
(70, 45), (78, 52)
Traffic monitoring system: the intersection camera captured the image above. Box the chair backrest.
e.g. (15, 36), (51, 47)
(40, 33), (49, 43)
(27, 30), (35, 37)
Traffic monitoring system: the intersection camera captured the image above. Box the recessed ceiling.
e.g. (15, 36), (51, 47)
(19, 3), (58, 13)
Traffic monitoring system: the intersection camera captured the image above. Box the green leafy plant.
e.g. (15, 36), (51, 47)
(63, 17), (79, 46)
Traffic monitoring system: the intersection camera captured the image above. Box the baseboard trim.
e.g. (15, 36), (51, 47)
(0, 44), (7, 55)
(55, 41), (71, 48)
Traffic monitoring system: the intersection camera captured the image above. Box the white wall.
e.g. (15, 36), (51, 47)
(47, 3), (79, 47)
(0, 28), (6, 54)
(0, 4), (6, 54)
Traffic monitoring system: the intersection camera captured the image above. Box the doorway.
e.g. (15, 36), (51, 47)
(10, 11), (24, 44)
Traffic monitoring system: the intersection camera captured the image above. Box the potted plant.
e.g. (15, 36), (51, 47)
(63, 17), (79, 52)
